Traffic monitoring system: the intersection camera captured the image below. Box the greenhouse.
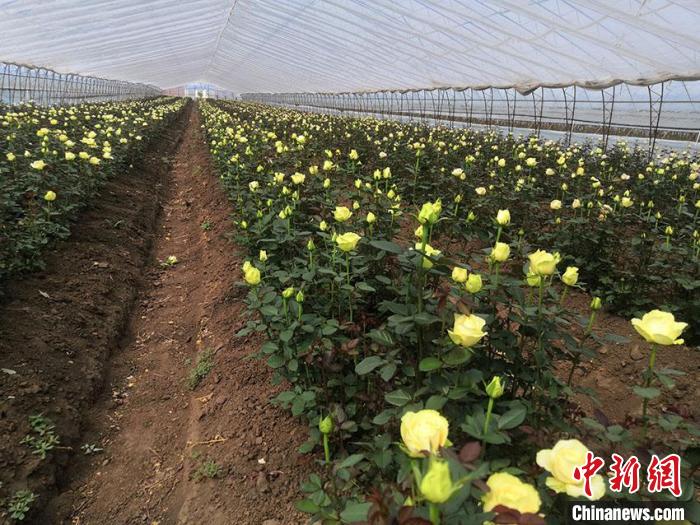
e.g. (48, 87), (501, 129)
(0, 1), (698, 524)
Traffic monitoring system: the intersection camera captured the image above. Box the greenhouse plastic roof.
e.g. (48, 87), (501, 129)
(1, 0), (699, 94)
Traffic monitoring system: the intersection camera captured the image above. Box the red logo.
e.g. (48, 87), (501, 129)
(573, 451), (606, 498)
(647, 454), (682, 497)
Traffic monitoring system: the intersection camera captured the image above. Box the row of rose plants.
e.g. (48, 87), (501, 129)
(0, 97), (185, 287)
(200, 100), (697, 524)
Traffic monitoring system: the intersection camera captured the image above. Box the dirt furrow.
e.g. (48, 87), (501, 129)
(43, 106), (310, 524)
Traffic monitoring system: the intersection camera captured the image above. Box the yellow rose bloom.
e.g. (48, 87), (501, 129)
(44, 190), (57, 202)
(366, 212), (376, 224)
(528, 249), (558, 276)
(30, 160), (46, 170)
(490, 242), (510, 263)
(243, 265), (261, 286)
(400, 409), (449, 457)
(333, 206), (352, 222)
(336, 232), (361, 252)
(65, 151), (76, 161)
(537, 439), (605, 500)
(550, 199), (562, 210)
(482, 472), (541, 514)
(496, 209), (510, 226)
(414, 242), (440, 269)
(448, 313), (486, 347)
(465, 273), (483, 293)
(451, 267), (468, 283)
(420, 459), (454, 504)
(561, 266), (579, 286)
(631, 310), (687, 346)
(418, 200), (441, 224)
(291, 172), (305, 185)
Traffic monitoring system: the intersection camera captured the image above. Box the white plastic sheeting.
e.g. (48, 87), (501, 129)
(1, 0), (699, 93)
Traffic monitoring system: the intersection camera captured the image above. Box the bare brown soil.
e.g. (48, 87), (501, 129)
(0, 105), (189, 520)
(1, 105), (310, 524)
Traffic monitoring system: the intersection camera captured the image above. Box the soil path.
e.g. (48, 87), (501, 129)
(45, 106), (309, 524)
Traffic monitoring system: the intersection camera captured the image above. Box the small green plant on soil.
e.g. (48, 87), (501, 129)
(7, 489), (36, 521)
(20, 414), (59, 460)
(192, 458), (223, 481)
(159, 255), (179, 268)
(201, 219), (213, 231)
(81, 443), (104, 455)
(187, 348), (214, 390)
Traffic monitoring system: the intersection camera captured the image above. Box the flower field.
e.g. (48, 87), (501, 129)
(200, 100), (698, 523)
(0, 98), (184, 286)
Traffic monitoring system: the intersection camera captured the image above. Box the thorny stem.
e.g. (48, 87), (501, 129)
(323, 433), (330, 463)
(642, 344), (657, 428)
(483, 397), (495, 436)
(429, 503), (440, 525)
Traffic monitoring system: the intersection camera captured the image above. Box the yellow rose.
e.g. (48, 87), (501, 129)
(44, 190), (57, 202)
(333, 206), (352, 222)
(243, 265), (261, 286)
(349, 149), (359, 160)
(528, 249), (558, 276)
(451, 267), (468, 283)
(414, 242), (440, 269)
(418, 200), (441, 224)
(400, 409), (448, 457)
(526, 272), (541, 287)
(482, 472), (541, 514)
(631, 310), (687, 346)
(561, 266), (579, 286)
(291, 172), (305, 184)
(490, 242), (510, 263)
(258, 250), (268, 262)
(465, 273), (482, 293)
(485, 376), (504, 399)
(336, 232), (361, 252)
(420, 459), (454, 504)
(536, 439), (605, 500)
(366, 212), (376, 224)
(65, 151), (76, 161)
(30, 160), (46, 170)
(89, 157), (101, 165)
(6, 152), (16, 161)
(448, 313), (486, 347)
(495, 209), (510, 226)
(550, 199), (562, 210)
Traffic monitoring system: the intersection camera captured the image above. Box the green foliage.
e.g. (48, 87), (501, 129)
(187, 348), (215, 390)
(200, 100), (698, 524)
(20, 414), (59, 460)
(0, 98), (184, 289)
(6, 490), (36, 521)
